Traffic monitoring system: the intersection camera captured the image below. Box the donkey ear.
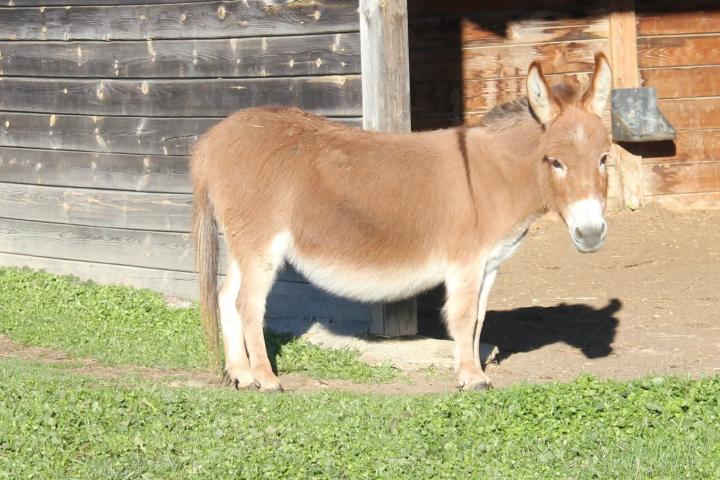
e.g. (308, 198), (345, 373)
(526, 61), (560, 127)
(582, 53), (613, 116)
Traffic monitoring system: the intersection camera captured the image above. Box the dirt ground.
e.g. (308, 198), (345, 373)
(475, 204), (720, 387)
(1, 205), (718, 393)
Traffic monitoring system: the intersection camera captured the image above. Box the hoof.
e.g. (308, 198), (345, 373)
(222, 370), (257, 391)
(258, 382), (284, 394)
(461, 380), (492, 392)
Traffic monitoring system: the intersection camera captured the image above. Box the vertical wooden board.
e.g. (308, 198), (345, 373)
(2, 0), (361, 41)
(0, 76), (362, 117)
(0, 183), (193, 231)
(641, 66), (720, 99)
(0, 34), (361, 78)
(0, 147), (191, 193)
(638, 36), (720, 68)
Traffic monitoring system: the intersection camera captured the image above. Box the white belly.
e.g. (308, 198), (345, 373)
(287, 251), (446, 303)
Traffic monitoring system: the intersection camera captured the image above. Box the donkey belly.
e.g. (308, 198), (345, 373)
(286, 249), (446, 303)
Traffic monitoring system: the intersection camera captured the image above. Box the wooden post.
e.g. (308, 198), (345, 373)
(360, 0), (417, 337)
(609, 0), (644, 209)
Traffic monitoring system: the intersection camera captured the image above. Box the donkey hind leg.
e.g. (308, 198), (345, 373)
(219, 258), (254, 389)
(473, 268), (498, 370)
(444, 266), (491, 391)
(237, 249), (286, 393)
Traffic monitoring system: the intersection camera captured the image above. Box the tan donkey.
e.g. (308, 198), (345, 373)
(191, 54), (613, 392)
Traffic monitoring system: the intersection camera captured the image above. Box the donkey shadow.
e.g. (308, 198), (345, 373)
(419, 292), (621, 363)
(482, 299), (622, 363)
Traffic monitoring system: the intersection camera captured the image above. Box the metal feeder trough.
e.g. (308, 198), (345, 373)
(611, 87), (675, 142)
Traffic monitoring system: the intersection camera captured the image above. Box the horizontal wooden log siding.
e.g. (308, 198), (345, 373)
(0, 0), (366, 322)
(636, 1), (720, 209)
(408, 2), (610, 128)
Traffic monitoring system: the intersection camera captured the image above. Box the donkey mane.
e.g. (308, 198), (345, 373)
(481, 80), (585, 128)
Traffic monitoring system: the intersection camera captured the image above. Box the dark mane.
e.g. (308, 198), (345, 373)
(480, 80), (584, 127)
(480, 97), (531, 126)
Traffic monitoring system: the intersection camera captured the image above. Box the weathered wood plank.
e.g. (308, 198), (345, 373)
(0, 217), (194, 271)
(609, 0), (642, 210)
(411, 40), (606, 82)
(0, 112), (361, 155)
(638, 36), (720, 68)
(0, 147), (191, 193)
(640, 130), (720, 164)
(407, 0), (607, 19)
(0, 182), (192, 231)
(645, 191), (720, 210)
(7, 0), (219, 6)
(637, 9), (720, 36)
(360, 0), (416, 337)
(0, 252), (372, 323)
(410, 13), (608, 50)
(0, 75), (362, 117)
(641, 66), (720, 99)
(659, 97), (720, 131)
(0, 34), (361, 78)
(2, 0), (360, 41)
(643, 162), (720, 196)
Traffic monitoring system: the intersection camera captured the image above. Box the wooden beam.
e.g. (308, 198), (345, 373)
(609, 0), (644, 210)
(360, 0), (417, 337)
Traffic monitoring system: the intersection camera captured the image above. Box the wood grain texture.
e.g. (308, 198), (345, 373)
(6, 0), (219, 5)
(0, 112), (361, 154)
(659, 97), (720, 130)
(0, 217), (194, 271)
(0, 75), (362, 117)
(359, 0), (411, 132)
(645, 191), (720, 210)
(2, 0), (360, 41)
(411, 40), (605, 82)
(0, 34), (360, 78)
(640, 130), (720, 164)
(0, 147), (191, 192)
(0, 182), (192, 231)
(638, 36), (720, 68)
(407, 0), (607, 19)
(637, 9), (720, 36)
(409, 13), (608, 50)
(643, 162), (720, 196)
(641, 66), (720, 99)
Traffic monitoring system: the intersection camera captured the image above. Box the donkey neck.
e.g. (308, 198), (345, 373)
(464, 117), (548, 237)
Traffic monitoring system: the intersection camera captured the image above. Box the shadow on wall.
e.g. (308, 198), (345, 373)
(419, 294), (622, 362)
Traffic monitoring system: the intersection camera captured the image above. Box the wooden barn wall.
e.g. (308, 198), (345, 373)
(635, 1), (720, 209)
(0, 0), (368, 323)
(407, 0), (621, 202)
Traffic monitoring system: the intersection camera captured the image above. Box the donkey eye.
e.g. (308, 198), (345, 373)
(599, 153), (609, 168)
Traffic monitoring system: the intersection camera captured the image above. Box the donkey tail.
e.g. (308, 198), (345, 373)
(191, 145), (221, 373)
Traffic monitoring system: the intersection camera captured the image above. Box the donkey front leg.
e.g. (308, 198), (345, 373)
(444, 266), (490, 391)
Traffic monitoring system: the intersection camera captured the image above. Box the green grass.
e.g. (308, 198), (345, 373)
(0, 267), (396, 382)
(1, 359), (718, 479)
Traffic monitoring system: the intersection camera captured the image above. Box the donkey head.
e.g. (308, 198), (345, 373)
(527, 53), (613, 253)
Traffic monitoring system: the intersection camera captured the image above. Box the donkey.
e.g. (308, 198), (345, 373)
(191, 53), (613, 392)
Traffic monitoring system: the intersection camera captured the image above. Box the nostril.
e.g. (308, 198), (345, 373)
(574, 227), (583, 240)
(600, 221), (608, 237)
